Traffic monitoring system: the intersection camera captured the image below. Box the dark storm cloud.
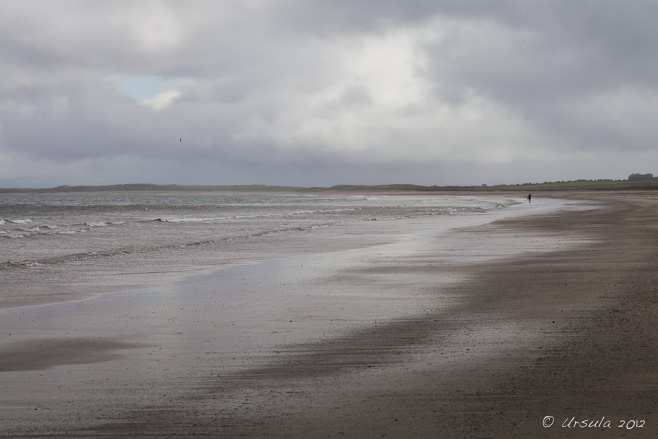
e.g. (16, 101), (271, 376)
(0, 1), (656, 187)
(419, 1), (658, 151)
(274, 0), (658, 152)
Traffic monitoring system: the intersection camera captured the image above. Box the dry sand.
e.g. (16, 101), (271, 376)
(1, 192), (657, 438)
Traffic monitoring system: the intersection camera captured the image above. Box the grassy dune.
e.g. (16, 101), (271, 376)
(2, 179), (658, 194)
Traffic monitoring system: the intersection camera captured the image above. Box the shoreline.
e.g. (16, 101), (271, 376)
(0, 193), (542, 312)
(1, 193), (657, 437)
(194, 192), (658, 439)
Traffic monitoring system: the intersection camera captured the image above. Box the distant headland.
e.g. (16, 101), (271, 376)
(2, 174), (658, 194)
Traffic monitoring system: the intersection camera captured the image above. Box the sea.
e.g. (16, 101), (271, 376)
(0, 192), (517, 309)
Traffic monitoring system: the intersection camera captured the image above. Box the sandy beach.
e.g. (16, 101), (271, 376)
(1, 192), (657, 438)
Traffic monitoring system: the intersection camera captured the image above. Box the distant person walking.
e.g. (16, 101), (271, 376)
(527, 193), (532, 203)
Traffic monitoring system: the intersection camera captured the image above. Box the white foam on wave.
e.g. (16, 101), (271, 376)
(2, 233), (25, 239)
(85, 222), (108, 227)
(155, 217), (216, 223)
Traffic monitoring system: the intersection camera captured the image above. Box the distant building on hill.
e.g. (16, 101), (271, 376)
(628, 173), (655, 181)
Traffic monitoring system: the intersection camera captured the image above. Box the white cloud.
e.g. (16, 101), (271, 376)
(228, 24), (554, 168)
(142, 90), (182, 110)
(131, 1), (182, 55)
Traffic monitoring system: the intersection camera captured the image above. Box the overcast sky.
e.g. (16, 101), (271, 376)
(1, 1), (656, 188)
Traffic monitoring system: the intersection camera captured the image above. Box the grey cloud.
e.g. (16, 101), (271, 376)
(419, 1), (658, 153)
(0, 1), (656, 187)
(270, 0), (520, 35)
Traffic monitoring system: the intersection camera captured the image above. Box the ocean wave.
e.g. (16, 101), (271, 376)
(79, 221), (124, 228)
(1, 233), (25, 239)
(150, 208), (361, 224)
(154, 217), (219, 223)
(0, 197), (505, 272)
(0, 221), (337, 271)
(85, 221), (109, 227)
(11, 225), (61, 235)
(153, 214), (272, 223)
(349, 195), (379, 200)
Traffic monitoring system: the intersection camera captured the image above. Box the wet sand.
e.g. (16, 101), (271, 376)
(1, 193), (657, 438)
